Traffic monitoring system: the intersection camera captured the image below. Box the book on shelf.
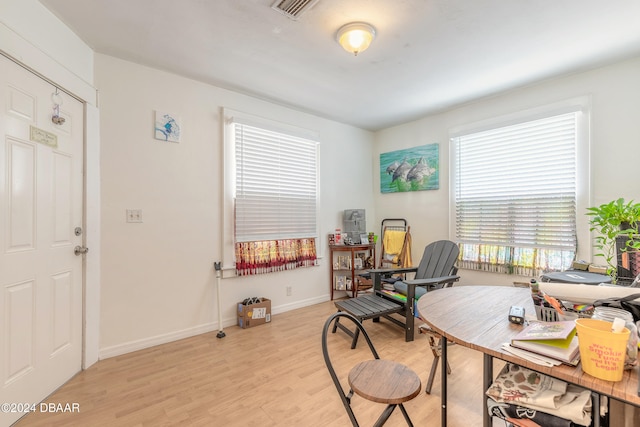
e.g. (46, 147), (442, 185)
(511, 321), (580, 365)
(510, 335), (580, 365)
(379, 290), (407, 302)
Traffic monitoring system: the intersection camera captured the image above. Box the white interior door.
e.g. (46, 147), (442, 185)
(0, 55), (84, 426)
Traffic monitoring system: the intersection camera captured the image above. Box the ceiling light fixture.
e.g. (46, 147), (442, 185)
(336, 22), (376, 56)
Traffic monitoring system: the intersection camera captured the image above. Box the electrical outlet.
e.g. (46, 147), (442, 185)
(286, 286), (292, 296)
(126, 209), (143, 223)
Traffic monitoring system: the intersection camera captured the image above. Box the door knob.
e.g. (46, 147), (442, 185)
(74, 246), (89, 256)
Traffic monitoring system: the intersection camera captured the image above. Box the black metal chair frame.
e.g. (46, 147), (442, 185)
(322, 312), (417, 427)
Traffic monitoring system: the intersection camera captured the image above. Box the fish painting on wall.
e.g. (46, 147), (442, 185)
(380, 144), (439, 193)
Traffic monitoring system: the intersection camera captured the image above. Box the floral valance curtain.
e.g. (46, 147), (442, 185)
(235, 238), (317, 276)
(458, 243), (575, 277)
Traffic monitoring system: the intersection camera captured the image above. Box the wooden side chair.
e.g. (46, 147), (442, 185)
(322, 312), (422, 427)
(418, 324), (452, 394)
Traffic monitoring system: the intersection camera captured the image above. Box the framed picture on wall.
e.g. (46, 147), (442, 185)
(154, 110), (181, 143)
(379, 143), (439, 193)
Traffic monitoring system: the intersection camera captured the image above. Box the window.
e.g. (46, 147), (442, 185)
(233, 122), (318, 241)
(223, 109), (319, 275)
(451, 106), (588, 276)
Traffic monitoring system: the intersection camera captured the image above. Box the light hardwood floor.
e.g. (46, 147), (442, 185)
(16, 300), (497, 427)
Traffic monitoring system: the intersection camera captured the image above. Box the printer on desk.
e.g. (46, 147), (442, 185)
(540, 270), (611, 285)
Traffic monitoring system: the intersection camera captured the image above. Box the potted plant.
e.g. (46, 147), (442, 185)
(587, 198), (640, 283)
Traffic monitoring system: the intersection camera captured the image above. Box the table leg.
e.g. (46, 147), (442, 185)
(592, 392), (600, 427)
(483, 354), (493, 427)
(441, 335), (447, 426)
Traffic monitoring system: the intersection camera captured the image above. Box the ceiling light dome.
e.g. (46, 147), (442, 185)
(336, 22), (376, 56)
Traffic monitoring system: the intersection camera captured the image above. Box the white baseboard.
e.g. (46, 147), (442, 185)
(271, 295), (329, 315)
(99, 294), (331, 359)
(98, 321), (221, 359)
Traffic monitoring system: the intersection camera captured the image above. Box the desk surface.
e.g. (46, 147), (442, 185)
(416, 285), (640, 407)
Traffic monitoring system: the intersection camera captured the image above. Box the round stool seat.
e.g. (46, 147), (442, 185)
(348, 359), (421, 404)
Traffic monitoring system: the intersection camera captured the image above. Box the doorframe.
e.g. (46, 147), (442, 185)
(0, 25), (101, 369)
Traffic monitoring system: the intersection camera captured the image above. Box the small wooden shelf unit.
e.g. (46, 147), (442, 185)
(329, 244), (376, 300)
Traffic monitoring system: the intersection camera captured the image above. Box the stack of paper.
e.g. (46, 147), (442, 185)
(510, 320), (580, 365)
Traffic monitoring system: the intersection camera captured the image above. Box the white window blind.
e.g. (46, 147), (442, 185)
(453, 112), (578, 252)
(233, 121), (318, 242)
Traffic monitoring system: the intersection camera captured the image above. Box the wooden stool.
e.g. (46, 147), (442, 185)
(349, 359), (421, 426)
(323, 312), (421, 426)
(419, 324), (452, 394)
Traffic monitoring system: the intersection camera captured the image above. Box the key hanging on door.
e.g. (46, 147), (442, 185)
(51, 88), (66, 125)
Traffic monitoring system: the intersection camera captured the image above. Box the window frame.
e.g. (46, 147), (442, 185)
(448, 97), (591, 273)
(222, 108), (320, 272)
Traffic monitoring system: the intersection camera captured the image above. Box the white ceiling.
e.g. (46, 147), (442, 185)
(41, 0), (640, 131)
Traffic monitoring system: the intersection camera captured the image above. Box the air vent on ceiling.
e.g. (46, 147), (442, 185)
(271, 0), (320, 20)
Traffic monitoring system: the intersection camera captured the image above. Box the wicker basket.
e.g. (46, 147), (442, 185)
(534, 305), (593, 322)
(355, 276), (373, 291)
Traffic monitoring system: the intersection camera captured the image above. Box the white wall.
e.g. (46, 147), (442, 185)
(0, 0), (94, 100)
(95, 54), (375, 356)
(374, 56), (640, 286)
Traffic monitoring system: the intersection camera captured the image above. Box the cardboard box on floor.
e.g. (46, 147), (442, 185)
(237, 298), (271, 329)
